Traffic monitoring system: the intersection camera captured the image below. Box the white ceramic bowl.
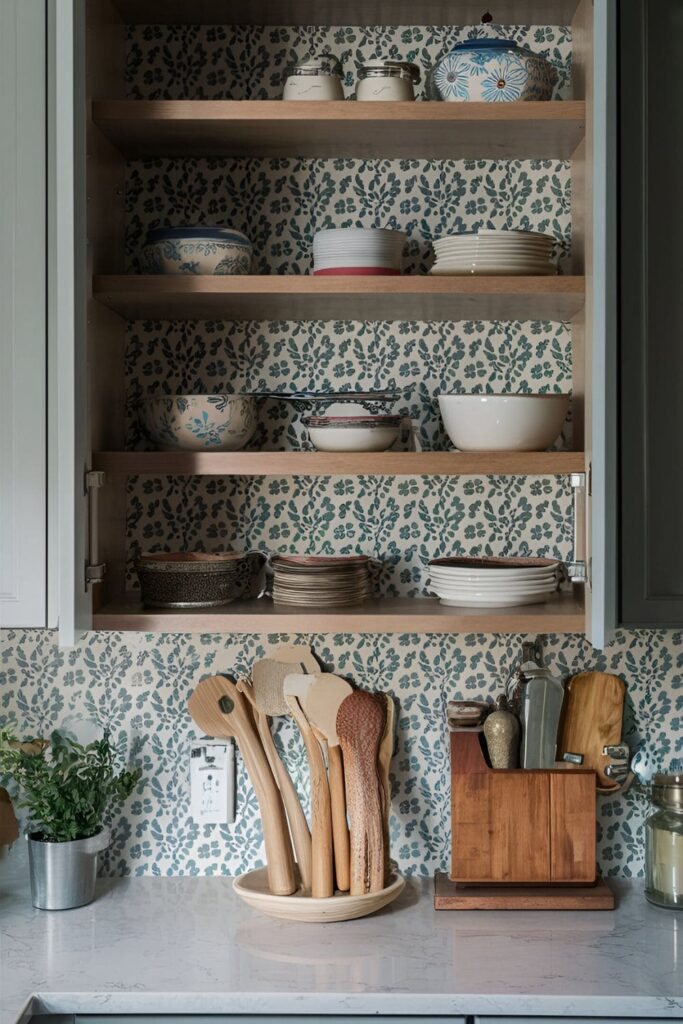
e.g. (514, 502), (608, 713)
(142, 394), (257, 451)
(306, 422), (400, 452)
(142, 227), (252, 275)
(438, 393), (570, 451)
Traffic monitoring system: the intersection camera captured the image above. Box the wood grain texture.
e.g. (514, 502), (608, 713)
(93, 274), (586, 322)
(550, 771), (596, 883)
(187, 675), (296, 895)
(337, 690), (386, 895)
(434, 872), (615, 911)
(111, 1), (583, 28)
(92, 591), (586, 634)
(556, 671), (626, 789)
(92, 450), (586, 477)
(93, 100), (586, 160)
(378, 694), (396, 884)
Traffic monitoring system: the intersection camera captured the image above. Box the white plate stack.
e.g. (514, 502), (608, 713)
(313, 228), (407, 276)
(430, 229), (556, 276)
(428, 556), (560, 607)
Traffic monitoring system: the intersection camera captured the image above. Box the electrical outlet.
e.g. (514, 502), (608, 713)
(190, 739), (236, 825)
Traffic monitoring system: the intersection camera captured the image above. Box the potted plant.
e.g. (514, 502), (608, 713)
(0, 729), (140, 910)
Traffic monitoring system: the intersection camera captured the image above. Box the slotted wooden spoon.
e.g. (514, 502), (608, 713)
(188, 675), (296, 896)
(284, 673), (334, 899)
(301, 673), (354, 893)
(337, 689), (387, 895)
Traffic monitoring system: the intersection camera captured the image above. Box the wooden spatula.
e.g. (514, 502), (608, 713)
(284, 673), (334, 899)
(301, 673), (354, 893)
(188, 675), (296, 896)
(556, 670), (626, 791)
(337, 689), (387, 896)
(378, 693), (396, 884)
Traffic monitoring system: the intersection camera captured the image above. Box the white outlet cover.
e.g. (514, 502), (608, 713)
(190, 738), (236, 826)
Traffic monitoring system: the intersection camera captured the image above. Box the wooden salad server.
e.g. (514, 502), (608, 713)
(377, 693), (396, 883)
(337, 689), (387, 895)
(188, 674), (296, 896)
(283, 673), (334, 899)
(301, 673), (354, 893)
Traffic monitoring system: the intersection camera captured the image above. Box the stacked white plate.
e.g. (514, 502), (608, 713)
(428, 556), (560, 607)
(313, 228), (406, 276)
(271, 555), (371, 606)
(430, 229), (556, 276)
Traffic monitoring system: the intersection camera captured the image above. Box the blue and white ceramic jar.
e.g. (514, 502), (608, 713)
(429, 39), (558, 102)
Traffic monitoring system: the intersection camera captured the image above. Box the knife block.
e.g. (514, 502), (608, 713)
(449, 730), (597, 885)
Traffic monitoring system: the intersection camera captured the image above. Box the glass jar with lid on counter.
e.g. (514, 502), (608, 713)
(645, 772), (683, 908)
(357, 61), (420, 101)
(282, 54), (345, 101)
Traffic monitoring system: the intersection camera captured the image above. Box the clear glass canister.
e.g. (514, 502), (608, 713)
(357, 61), (420, 101)
(282, 54), (344, 101)
(645, 773), (683, 908)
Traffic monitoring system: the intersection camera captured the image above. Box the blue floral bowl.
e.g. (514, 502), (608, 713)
(141, 226), (252, 275)
(141, 394), (257, 451)
(429, 39), (558, 102)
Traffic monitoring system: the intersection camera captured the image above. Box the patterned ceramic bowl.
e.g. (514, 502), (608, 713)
(429, 39), (558, 102)
(136, 551), (267, 608)
(141, 395), (257, 452)
(141, 227), (252, 275)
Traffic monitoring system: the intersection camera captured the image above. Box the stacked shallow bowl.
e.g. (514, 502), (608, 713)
(430, 229), (556, 276)
(304, 414), (402, 452)
(313, 228), (406, 275)
(428, 556), (560, 607)
(271, 555), (371, 606)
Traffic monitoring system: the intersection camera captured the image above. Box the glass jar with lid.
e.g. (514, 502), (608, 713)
(357, 61), (420, 101)
(645, 773), (683, 908)
(282, 54), (344, 101)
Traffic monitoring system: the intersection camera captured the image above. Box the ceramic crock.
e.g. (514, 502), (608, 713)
(429, 38), (558, 102)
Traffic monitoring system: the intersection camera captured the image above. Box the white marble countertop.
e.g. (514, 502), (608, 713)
(2, 858), (683, 1024)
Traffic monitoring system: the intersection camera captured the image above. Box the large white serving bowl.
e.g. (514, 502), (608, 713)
(142, 394), (257, 451)
(438, 393), (570, 451)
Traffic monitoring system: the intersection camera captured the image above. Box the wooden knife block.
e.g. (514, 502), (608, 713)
(450, 730), (597, 884)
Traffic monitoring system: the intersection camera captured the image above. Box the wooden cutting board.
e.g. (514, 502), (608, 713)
(556, 671), (626, 790)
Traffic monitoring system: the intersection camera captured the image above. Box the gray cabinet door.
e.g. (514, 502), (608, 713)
(619, 0), (683, 625)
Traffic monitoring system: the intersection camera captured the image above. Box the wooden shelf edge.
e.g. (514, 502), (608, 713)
(92, 593), (585, 634)
(93, 451), (585, 477)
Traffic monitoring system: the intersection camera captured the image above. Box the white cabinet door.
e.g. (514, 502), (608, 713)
(0, 0), (47, 627)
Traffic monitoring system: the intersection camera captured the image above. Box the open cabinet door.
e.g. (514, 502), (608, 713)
(48, 0), (91, 645)
(584, 0), (617, 649)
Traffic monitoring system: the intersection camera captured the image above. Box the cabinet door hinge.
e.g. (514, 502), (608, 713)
(567, 471), (587, 584)
(85, 470), (107, 587)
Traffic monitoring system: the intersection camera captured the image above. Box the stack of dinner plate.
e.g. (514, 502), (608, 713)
(428, 556), (560, 607)
(313, 228), (406, 275)
(271, 555), (371, 606)
(430, 229), (556, 276)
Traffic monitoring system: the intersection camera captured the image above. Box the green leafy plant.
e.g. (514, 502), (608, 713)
(0, 729), (140, 842)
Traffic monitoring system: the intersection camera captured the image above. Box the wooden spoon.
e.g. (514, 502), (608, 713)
(284, 673), (334, 899)
(188, 675), (296, 896)
(301, 673), (353, 893)
(378, 693), (396, 884)
(337, 689), (387, 895)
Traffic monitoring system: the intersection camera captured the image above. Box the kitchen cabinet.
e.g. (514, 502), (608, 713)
(619, 0), (683, 626)
(0, 0), (48, 627)
(50, 0), (616, 647)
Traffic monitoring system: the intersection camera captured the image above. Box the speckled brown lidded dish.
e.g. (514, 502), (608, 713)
(136, 551), (266, 608)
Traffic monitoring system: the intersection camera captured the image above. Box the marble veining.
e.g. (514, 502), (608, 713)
(0, 862), (682, 1024)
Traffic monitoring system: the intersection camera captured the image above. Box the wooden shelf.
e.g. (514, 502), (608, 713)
(93, 275), (585, 322)
(112, 1), (583, 27)
(93, 592), (585, 634)
(93, 100), (585, 160)
(93, 450), (584, 477)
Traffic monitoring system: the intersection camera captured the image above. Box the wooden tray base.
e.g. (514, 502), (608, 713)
(434, 872), (615, 910)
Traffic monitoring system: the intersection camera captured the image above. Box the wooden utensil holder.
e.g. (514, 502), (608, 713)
(450, 730), (597, 885)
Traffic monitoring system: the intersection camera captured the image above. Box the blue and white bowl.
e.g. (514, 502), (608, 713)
(429, 39), (558, 102)
(141, 226), (252, 275)
(141, 394), (257, 452)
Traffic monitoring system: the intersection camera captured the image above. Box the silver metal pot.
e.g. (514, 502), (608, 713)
(27, 829), (110, 910)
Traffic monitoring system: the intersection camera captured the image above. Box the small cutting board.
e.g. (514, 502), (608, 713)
(556, 671), (626, 789)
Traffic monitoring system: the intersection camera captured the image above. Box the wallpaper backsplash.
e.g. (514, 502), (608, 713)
(1, 626), (680, 879)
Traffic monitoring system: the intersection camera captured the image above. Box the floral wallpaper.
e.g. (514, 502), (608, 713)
(0, 626), (681, 879)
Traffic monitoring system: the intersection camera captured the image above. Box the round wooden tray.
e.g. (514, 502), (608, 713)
(233, 868), (405, 922)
